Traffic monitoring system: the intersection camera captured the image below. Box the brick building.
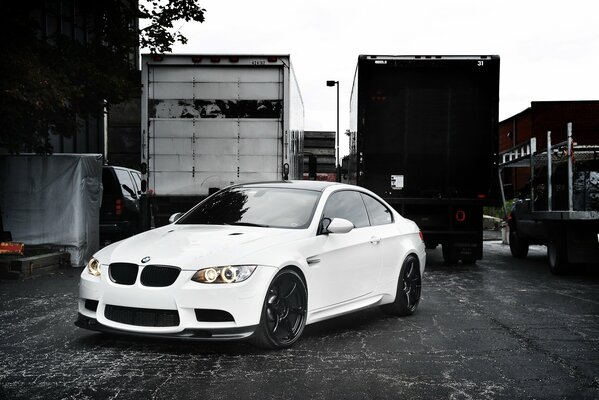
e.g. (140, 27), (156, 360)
(302, 131), (336, 181)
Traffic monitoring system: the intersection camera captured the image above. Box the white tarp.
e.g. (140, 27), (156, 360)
(0, 154), (103, 267)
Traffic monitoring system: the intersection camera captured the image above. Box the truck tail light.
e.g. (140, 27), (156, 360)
(191, 56), (202, 63)
(115, 199), (123, 216)
(229, 56), (239, 63)
(152, 55), (163, 62)
(267, 56), (277, 63)
(210, 56), (221, 63)
(456, 210), (466, 222)
(419, 231), (424, 242)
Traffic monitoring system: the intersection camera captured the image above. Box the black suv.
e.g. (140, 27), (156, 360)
(100, 166), (142, 243)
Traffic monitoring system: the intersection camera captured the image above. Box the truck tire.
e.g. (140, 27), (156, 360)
(461, 257), (476, 265)
(509, 229), (529, 258)
(442, 244), (459, 265)
(548, 231), (568, 274)
(425, 241), (438, 250)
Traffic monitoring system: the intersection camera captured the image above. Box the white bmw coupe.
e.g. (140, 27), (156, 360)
(77, 181), (426, 349)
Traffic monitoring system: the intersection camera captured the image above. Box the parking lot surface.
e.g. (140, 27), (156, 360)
(1, 241), (598, 399)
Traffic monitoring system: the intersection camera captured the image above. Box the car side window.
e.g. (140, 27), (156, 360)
(131, 171), (142, 194)
(322, 191), (370, 229)
(115, 169), (137, 199)
(361, 194), (393, 225)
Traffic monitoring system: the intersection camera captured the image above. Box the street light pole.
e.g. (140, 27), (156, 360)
(326, 80), (340, 182)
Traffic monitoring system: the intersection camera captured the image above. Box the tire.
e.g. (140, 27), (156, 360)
(548, 231), (568, 275)
(461, 257), (477, 265)
(424, 241), (438, 250)
(382, 255), (422, 317)
(250, 269), (307, 349)
(509, 229), (529, 258)
(442, 244), (459, 265)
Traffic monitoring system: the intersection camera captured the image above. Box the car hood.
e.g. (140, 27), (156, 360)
(95, 224), (306, 270)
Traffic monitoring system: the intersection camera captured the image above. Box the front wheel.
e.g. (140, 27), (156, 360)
(250, 269), (307, 349)
(548, 231), (568, 275)
(382, 255), (422, 316)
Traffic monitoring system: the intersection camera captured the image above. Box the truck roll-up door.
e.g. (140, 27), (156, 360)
(147, 66), (283, 196)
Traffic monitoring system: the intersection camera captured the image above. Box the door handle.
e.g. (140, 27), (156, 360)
(370, 236), (381, 245)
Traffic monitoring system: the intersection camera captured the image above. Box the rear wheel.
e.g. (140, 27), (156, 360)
(382, 255), (421, 316)
(424, 241), (438, 250)
(461, 257), (477, 265)
(251, 269), (307, 349)
(442, 244), (459, 265)
(509, 229), (529, 258)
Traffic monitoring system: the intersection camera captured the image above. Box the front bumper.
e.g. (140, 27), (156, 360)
(75, 313), (256, 341)
(78, 264), (277, 339)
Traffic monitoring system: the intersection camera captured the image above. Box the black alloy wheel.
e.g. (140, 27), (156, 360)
(382, 255), (422, 316)
(251, 269), (307, 349)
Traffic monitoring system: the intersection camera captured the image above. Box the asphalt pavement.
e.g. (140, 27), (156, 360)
(1, 241), (598, 400)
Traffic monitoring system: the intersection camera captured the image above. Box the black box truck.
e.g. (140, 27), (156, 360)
(348, 55), (500, 264)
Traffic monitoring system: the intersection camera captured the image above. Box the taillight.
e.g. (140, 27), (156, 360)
(115, 199), (123, 216)
(267, 56), (278, 63)
(456, 210), (466, 222)
(419, 231), (424, 241)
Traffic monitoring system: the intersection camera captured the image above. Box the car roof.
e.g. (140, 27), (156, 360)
(235, 180), (341, 192)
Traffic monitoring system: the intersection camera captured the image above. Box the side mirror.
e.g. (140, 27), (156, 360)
(326, 218), (354, 234)
(169, 212), (184, 223)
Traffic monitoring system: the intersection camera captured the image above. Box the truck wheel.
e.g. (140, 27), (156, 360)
(509, 230), (529, 258)
(425, 241), (437, 250)
(442, 244), (459, 265)
(548, 232), (568, 275)
(461, 257), (476, 265)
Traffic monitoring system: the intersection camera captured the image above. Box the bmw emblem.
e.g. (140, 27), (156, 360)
(141, 256), (151, 264)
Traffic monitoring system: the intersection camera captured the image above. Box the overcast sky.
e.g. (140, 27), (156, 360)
(167, 0), (599, 155)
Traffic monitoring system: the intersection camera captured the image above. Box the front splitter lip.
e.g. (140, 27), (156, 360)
(75, 313), (256, 342)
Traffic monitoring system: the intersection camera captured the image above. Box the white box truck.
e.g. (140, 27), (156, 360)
(140, 54), (304, 225)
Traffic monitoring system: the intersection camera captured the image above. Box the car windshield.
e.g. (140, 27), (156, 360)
(176, 186), (321, 229)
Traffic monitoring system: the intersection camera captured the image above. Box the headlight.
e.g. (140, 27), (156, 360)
(191, 265), (256, 284)
(87, 257), (101, 277)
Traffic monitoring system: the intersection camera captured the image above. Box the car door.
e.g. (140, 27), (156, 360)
(360, 193), (401, 287)
(308, 190), (383, 310)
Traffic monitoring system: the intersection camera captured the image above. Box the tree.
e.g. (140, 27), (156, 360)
(0, 0), (205, 154)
